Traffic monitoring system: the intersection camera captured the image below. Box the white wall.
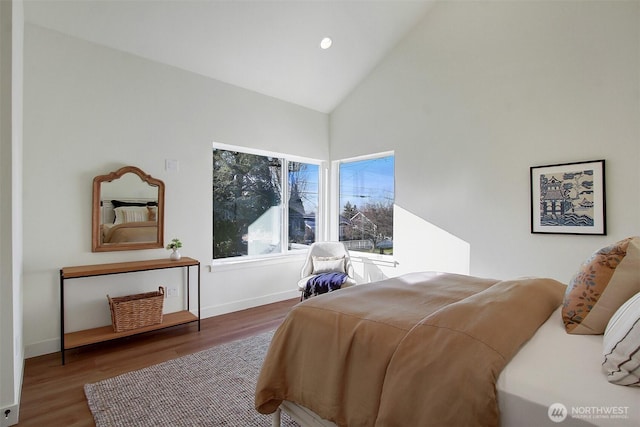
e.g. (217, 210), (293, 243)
(22, 24), (328, 357)
(21, 0), (640, 359)
(331, 1), (640, 282)
(0, 0), (23, 425)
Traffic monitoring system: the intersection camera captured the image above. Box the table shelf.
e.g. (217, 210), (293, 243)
(64, 310), (198, 349)
(61, 257), (199, 278)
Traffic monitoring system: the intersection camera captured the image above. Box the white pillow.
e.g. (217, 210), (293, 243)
(113, 206), (149, 224)
(312, 256), (345, 274)
(602, 291), (640, 386)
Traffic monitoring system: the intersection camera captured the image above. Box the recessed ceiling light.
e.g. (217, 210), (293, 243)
(320, 37), (333, 50)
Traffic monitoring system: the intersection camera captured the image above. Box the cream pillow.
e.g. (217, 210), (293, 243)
(602, 292), (640, 386)
(312, 256), (345, 274)
(113, 206), (149, 224)
(562, 236), (640, 334)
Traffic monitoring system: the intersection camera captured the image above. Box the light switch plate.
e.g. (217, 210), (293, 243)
(165, 159), (179, 172)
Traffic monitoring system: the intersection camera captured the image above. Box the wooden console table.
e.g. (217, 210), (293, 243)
(59, 257), (200, 364)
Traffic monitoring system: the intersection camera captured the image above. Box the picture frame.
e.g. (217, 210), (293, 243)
(530, 160), (606, 235)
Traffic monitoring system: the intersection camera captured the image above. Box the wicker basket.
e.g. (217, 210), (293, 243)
(108, 286), (165, 332)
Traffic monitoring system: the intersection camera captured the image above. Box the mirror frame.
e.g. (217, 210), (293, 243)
(92, 166), (165, 252)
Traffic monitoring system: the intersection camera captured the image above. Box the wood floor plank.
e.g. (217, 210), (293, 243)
(18, 298), (298, 426)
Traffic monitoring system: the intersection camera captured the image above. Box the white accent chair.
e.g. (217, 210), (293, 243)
(297, 241), (357, 299)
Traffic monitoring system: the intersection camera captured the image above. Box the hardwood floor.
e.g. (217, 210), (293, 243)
(18, 298), (299, 427)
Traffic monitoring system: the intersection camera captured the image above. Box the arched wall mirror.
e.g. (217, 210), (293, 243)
(92, 166), (165, 252)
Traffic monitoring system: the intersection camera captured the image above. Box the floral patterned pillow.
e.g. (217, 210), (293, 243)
(562, 236), (640, 334)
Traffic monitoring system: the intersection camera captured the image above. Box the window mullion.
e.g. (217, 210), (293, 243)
(281, 158), (289, 253)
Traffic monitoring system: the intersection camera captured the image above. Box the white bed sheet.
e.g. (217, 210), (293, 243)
(497, 307), (639, 427)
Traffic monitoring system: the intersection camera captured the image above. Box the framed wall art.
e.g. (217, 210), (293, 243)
(530, 159), (606, 235)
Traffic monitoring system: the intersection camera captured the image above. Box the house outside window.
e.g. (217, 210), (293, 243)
(338, 153), (394, 255)
(288, 161), (320, 249)
(213, 145), (320, 260)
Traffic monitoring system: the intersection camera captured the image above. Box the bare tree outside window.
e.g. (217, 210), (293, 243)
(339, 155), (394, 255)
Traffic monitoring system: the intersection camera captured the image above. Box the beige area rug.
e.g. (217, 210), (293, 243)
(84, 331), (299, 426)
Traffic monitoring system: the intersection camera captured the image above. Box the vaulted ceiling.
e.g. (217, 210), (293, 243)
(24, 0), (435, 113)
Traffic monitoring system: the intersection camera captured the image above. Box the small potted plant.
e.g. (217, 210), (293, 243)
(166, 238), (183, 260)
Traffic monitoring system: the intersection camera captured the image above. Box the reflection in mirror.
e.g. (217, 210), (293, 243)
(92, 166), (165, 252)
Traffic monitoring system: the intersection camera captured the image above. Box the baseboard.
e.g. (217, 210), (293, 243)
(25, 289), (299, 359)
(200, 289), (299, 319)
(24, 337), (59, 359)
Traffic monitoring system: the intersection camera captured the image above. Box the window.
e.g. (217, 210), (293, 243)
(338, 153), (394, 255)
(213, 146), (320, 260)
(288, 161), (320, 249)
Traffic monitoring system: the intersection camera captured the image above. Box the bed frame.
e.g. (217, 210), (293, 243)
(272, 401), (336, 427)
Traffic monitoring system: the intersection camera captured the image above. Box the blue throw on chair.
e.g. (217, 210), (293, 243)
(303, 272), (348, 300)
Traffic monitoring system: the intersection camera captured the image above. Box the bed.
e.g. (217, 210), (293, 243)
(255, 271), (640, 427)
(100, 199), (158, 244)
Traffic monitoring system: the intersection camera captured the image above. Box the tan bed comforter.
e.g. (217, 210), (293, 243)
(255, 272), (565, 427)
(102, 221), (157, 243)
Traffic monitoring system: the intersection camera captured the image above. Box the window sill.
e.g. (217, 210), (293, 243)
(349, 252), (398, 267)
(210, 252), (307, 272)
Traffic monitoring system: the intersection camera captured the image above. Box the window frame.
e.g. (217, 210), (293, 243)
(331, 151), (395, 260)
(212, 142), (326, 265)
